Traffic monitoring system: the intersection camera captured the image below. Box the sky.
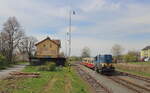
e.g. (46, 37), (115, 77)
(0, 0), (150, 56)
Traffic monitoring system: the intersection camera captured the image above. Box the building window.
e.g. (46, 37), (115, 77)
(50, 43), (52, 48)
(43, 44), (46, 47)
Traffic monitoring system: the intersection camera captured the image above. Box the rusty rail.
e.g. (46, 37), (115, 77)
(107, 76), (150, 93)
(118, 71), (150, 83)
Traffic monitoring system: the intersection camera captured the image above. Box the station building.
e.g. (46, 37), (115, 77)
(30, 37), (66, 66)
(35, 37), (61, 58)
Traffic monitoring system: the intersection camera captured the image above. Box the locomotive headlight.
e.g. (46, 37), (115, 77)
(104, 64), (106, 67)
(104, 63), (107, 67)
(101, 63), (105, 67)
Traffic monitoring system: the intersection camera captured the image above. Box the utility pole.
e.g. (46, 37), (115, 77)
(68, 10), (72, 58)
(68, 10), (75, 58)
(67, 0), (75, 58)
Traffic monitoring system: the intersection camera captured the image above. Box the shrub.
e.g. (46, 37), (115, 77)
(38, 65), (48, 71)
(38, 62), (56, 71)
(64, 60), (71, 67)
(56, 66), (63, 71)
(46, 62), (56, 71)
(0, 55), (6, 69)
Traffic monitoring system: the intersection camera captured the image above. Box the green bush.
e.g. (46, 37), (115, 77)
(0, 54), (6, 69)
(56, 66), (63, 71)
(38, 65), (48, 71)
(46, 62), (56, 71)
(64, 60), (69, 67)
(38, 62), (56, 71)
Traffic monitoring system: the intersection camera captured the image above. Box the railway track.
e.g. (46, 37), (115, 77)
(107, 76), (150, 93)
(75, 66), (113, 93)
(117, 71), (150, 83)
(76, 63), (150, 93)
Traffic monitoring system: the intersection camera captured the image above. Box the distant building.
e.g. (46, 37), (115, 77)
(82, 57), (94, 63)
(35, 37), (61, 58)
(141, 46), (150, 59)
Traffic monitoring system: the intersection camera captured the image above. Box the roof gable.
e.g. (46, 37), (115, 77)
(35, 37), (61, 47)
(142, 46), (150, 50)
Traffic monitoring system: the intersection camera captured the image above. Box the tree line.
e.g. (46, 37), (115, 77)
(111, 44), (140, 63)
(0, 17), (37, 69)
(81, 44), (140, 63)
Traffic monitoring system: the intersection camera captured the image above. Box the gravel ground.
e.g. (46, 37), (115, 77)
(78, 64), (138, 93)
(0, 64), (27, 79)
(117, 75), (150, 90)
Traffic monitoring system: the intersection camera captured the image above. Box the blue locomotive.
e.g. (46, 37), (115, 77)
(94, 54), (115, 74)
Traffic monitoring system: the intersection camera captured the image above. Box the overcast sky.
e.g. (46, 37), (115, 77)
(0, 0), (150, 56)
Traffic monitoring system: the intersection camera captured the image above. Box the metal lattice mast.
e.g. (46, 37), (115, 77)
(68, 10), (72, 57)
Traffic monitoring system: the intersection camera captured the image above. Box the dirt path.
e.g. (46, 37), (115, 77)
(42, 75), (57, 93)
(0, 64), (27, 79)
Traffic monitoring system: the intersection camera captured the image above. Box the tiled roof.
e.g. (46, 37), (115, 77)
(35, 37), (61, 47)
(53, 40), (61, 46)
(142, 46), (150, 50)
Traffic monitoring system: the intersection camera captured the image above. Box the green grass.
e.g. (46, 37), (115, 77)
(116, 68), (150, 77)
(115, 64), (150, 77)
(0, 64), (14, 70)
(0, 65), (91, 93)
(128, 62), (150, 65)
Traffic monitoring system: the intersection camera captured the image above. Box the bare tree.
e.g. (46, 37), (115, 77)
(111, 44), (124, 62)
(0, 32), (7, 56)
(2, 17), (24, 63)
(123, 50), (140, 62)
(18, 36), (37, 59)
(81, 47), (91, 58)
